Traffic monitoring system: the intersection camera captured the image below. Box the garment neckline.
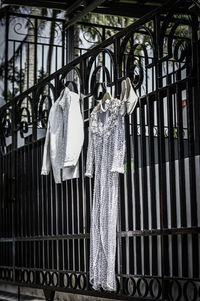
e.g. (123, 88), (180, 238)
(100, 97), (115, 112)
(90, 97), (121, 136)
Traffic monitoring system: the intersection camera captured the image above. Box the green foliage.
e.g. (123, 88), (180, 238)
(3, 88), (20, 101)
(80, 12), (136, 44)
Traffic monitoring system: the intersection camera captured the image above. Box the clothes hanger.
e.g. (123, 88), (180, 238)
(101, 82), (112, 105)
(120, 79), (127, 102)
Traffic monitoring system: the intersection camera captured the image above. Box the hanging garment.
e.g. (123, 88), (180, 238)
(85, 97), (126, 291)
(120, 77), (138, 116)
(41, 87), (84, 184)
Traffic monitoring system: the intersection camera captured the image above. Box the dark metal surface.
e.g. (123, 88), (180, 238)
(0, 0), (200, 300)
(1, 8), (67, 103)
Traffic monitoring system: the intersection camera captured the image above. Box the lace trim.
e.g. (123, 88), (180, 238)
(90, 98), (121, 137)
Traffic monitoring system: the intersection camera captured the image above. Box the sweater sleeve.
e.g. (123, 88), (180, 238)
(41, 116), (51, 175)
(85, 125), (95, 178)
(111, 115), (126, 174)
(63, 94), (84, 167)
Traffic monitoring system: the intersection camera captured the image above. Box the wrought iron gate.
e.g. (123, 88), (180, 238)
(0, 0), (200, 300)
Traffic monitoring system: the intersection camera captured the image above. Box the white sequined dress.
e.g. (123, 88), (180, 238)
(85, 98), (126, 291)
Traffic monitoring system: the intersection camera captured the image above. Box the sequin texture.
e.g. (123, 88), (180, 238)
(85, 98), (126, 291)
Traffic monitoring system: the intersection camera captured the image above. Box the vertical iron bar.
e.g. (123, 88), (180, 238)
(41, 142), (45, 237)
(176, 75), (187, 228)
(147, 95), (157, 230)
(55, 46), (58, 72)
(20, 44), (23, 94)
(20, 148), (23, 238)
(66, 26), (74, 65)
(32, 142), (36, 236)
(27, 43), (29, 89)
(42, 45), (44, 79)
(114, 37), (123, 290)
(65, 182), (70, 271)
(186, 79), (197, 227)
(12, 41), (15, 99)
(166, 82), (177, 229)
(155, 13), (168, 300)
(26, 143), (31, 237)
(4, 11), (9, 103)
(34, 18), (38, 85)
(62, 21), (65, 67)
(81, 56), (89, 279)
(139, 98), (148, 230)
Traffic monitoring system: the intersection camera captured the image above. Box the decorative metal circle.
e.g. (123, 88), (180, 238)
(149, 278), (162, 299)
(137, 125), (141, 135)
(69, 273), (78, 289)
(29, 271), (34, 284)
(183, 280), (197, 301)
(77, 274), (86, 290)
(19, 121), (29, 137)
(82, 27), (102, 44)
(89, 64), (112, 99)
(44, 271), (51, 286)
(38, 94), (52, 128)
(137, 278), (148, 298)
(17, 269), (22, 282)
(63, 273), (70, 288)
(123, 277), (136, 296)
(2, 269), (5, 280)
(9, 269), (13, 281)
(174, 39), (189, 64)
(40, 109), (49, 128)
(22, 270), (28, 283)
(168, 279), (182, 301)
(19, 105), (32, 127)
(5, 269), (9, 280)
(115, 276), (121, 294)
(3, 269), (6, 280)
(52, 272), (58, 286)
(164, 127), (168, 138)
(153, 126), (158, 137)
(87, 48), (114, 90)
(127, 60), (144, 90)
(39, 271), (45, 285)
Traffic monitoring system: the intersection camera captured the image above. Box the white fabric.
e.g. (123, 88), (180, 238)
(120, 77), (138, 116)
(85, 97), (126, 291)
(41, 87), (84, 183)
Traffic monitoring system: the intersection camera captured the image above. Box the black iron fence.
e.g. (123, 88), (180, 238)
(0, 6), (123, 104)
(1, 8), (66, 103)
(0, 0), (200, 300)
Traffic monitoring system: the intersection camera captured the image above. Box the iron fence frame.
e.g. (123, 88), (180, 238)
(0, 0), (200, 300)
